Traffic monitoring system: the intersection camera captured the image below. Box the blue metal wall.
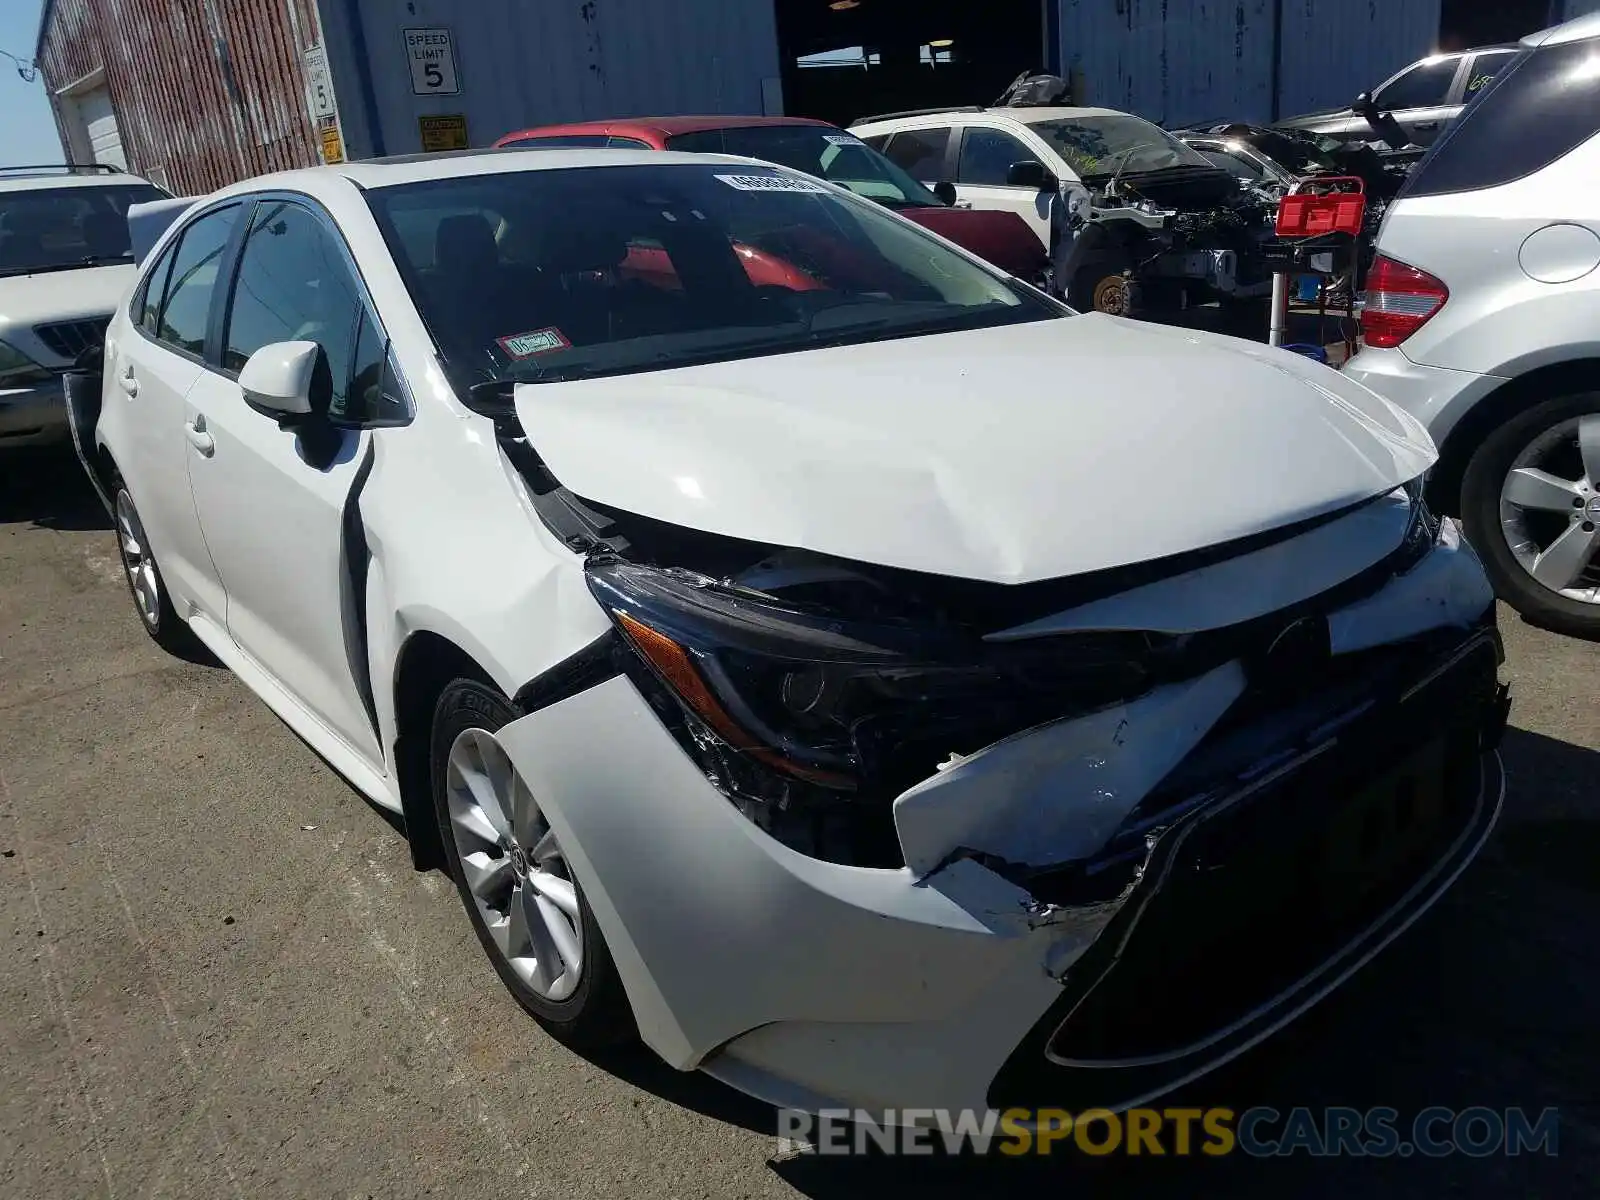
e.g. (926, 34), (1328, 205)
(1059, 0), (1444, 127)
(321, 0), (783, 158)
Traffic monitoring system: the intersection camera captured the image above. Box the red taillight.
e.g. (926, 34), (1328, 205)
(1361, 255), (1448, 349)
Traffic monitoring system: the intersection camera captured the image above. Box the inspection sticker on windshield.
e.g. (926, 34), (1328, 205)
(714, 173), (829, 193)
(496, 328), (570, 359)
(823, 133), (862, 146)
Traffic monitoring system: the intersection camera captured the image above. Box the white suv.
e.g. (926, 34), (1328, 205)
(1344, 14), (1600, 638)
(0, 165), (168, 450)
(851, 106), (1276, 313)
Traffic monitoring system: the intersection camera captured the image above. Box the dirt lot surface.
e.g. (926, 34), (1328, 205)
(3, 446), (1595, 1198)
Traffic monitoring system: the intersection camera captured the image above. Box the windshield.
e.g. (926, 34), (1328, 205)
(367, 163), (1057, 388)
(664, 125), (943, 208)
(1028, 115), (1214, 178)
(0, 184), (166, 276)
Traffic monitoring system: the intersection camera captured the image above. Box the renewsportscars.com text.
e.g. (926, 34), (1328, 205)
(776, 1106), (1560, 1158)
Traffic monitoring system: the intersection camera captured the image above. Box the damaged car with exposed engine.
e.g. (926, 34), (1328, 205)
(852, 86), (1282, 315)
(71, 148), (1510, 1120)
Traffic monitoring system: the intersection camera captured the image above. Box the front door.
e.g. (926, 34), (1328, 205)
(952, 125), (1053, 248)
(184, 198), (385, 766)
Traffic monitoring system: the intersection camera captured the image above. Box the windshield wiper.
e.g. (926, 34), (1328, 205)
(0, 255), (131, 278)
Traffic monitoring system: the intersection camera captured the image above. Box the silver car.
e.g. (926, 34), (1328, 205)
(1275, 44), (1519, 148)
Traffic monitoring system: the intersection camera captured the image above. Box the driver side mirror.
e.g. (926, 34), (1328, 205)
(1006, 160), (1059, 192)
(932, 180), (958, 206)
(239, 340), (321, 423)
(1352, 90), (1375, 115)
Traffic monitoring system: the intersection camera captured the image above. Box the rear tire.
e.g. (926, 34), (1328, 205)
(111, 478), (203, 657)
(1460, 392), (1600, 639)
(430, 677), (634, 1048)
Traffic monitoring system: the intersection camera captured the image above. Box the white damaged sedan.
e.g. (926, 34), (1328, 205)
(75, 148), (1509, 1118)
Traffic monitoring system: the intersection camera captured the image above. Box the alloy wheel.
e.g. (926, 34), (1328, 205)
(115, 489), (162, 630)
(444, 728), (584, 1001)
(1498, 413), (1600, 607)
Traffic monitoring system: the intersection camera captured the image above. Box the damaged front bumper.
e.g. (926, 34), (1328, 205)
(492, 540), (1508, 1116)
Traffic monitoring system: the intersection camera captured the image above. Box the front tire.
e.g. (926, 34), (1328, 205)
(1460, 393), (1600, 638)
(429, 677), (633, 1048)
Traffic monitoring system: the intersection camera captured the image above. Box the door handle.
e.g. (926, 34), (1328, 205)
(118, 370), (138, 397)
(184, 419), (215, 457)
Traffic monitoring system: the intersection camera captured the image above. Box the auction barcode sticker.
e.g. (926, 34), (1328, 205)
(714, 173), (829, 193)
(497, 328), (570, 359)
(823, 134), (862, 146)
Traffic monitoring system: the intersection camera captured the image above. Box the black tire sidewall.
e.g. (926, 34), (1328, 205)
(111, 480), (193, 653)
(1460, 391), (1600, 637)
(428, 677), (628, 1043)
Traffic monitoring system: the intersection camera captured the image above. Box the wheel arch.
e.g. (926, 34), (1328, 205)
(1428, 358), (1600, 517)
(391, 629), (507, 872)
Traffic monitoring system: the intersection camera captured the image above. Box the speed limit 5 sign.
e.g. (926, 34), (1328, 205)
(404, 27), (460, 96)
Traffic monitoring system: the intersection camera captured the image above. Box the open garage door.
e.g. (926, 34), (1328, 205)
(73, 88), (127, 170)
(776, 0), (1050, 126)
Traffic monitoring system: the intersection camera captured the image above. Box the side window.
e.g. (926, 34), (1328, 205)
(957, 127), (1038, 187)
(1463, 50), (1516, 98)
(1373, 58), (1458, 110)
(606, 136), (653, 149)
(882, 127), (950, 181)
(857, 134), (889, 151)
(223, 202), (361, 415)
(1403, 42), (1600, 198)
(135, 240), (178, 336)
(341, 309), (409, 426)
(154, 205), (240, 356)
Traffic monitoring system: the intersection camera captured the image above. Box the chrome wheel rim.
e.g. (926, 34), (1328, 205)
(114, 489), (162, 630)
(445, 728), (583, 1001)
(1499, 413), (1600, 606)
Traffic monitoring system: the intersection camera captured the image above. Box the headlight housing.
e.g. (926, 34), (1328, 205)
(0, 339), (51, 387)
(587, 558), (1162, 866)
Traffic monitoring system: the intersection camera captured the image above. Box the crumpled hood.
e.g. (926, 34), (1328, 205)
(514, 314), (1436, 584)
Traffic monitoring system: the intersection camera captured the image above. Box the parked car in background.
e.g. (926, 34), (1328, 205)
(74, 146), (1506, 1119)
(494, 116), (1050, 288)
(1344, 13), (1600, 638)
(1274, 44), (1519, 148)
(0, 164), (167, 451)
(851, 105), (1280, 314)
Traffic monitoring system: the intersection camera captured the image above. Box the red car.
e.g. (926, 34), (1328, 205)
(492, 116), (1050, 288)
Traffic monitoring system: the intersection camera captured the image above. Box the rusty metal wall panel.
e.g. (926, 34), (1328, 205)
(38, 0), (325, 195)
(1277, 0), (1442, 121)
(335, 0), (782, 157)
(1059, 0), (1277, 126)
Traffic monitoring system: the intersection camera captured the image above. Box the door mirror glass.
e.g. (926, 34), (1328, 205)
(933, 180), (958, 205)
(239, 340), (320, 420)
(1005, 159), (1056, 191)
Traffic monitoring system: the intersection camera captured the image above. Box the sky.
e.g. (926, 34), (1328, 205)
(0, 0), (64, 166)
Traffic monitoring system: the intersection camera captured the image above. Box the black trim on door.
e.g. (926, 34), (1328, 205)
(340, 436), (382, 744)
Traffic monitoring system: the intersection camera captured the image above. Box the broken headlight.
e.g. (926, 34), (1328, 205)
(587, 558), (1158, 865)
(1393, 477), (1443, 574)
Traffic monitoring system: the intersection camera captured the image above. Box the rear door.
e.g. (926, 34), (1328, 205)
(184, 196), (389, 766)
(951, 124), (1052, 247)
(110, 202), (243, 623)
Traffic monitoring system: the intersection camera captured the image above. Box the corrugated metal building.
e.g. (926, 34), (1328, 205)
(33, 1), (1594, 191)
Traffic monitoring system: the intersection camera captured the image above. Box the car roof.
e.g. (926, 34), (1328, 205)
(0, 167), (158, 193)
(853, 105), (1130, 131)
(500, 114), (835, 143)
(207, 147), (775, 197)
(1525, 11), (1600, 46)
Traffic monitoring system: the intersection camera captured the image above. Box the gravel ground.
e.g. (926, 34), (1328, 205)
(2, 445), (1595, 1199)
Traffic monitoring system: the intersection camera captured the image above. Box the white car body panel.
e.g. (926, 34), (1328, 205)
(88, 148), (1505, 1118)
(516, 315), (1435, 584)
